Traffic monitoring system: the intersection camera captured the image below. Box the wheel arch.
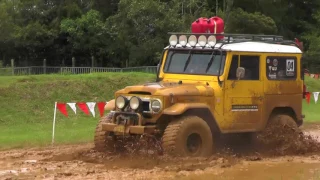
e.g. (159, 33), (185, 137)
(263, 106), (299, 128)
(158, 107), (221, 136)
(183, 108), (221, 135)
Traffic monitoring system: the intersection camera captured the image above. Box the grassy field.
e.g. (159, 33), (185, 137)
(0, 73), (319, 149)
(0, 72), (156, 149)
(302, 76), (320, 122)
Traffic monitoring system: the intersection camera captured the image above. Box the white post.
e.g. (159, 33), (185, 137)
(52, 102), (57, 146)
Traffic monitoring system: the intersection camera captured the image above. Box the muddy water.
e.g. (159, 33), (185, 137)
(186, 160), (320, 180)
(0, 123), (319, 180)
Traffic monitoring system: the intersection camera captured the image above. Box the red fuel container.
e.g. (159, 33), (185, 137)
(191, 16), (225, 41)
(207, 16), (224, 40)
(191, 17), (210, 34)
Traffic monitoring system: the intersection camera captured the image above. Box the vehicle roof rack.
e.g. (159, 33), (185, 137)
(167, 32), (299, 48)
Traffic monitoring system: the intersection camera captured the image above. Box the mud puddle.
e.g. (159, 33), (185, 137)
(0, 123), (320, 180)
(185, 159), (320, 180)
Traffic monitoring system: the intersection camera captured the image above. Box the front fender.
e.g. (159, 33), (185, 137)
(163, 103), (211, 115)
(104, 99), (115, 111)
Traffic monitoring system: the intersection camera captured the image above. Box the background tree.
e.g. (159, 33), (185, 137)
(0, 0), (319, 71)
(61, 10), (111, 66)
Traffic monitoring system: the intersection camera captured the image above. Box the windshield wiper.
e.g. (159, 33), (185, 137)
(183, 50), (192, 72)
(205, 51), (216, 73)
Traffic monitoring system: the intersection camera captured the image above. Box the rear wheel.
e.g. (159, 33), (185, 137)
(94, 112), (116, 152)
(252, 114), (299, 146)
(264, 114), (299, 133)
(162, 116), (213, 157)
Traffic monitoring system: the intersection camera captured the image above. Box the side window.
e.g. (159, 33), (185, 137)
(266, 56), (297, 80)
(228, 55), (260, 80)
(227, 55), (239, 80)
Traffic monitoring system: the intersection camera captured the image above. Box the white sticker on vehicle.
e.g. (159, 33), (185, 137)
(286, 59), (294, 71)
(286, 59), (295, 76)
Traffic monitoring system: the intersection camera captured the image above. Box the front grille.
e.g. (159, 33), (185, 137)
(115, 113), (139, 125)
(142, 101), (150, 112)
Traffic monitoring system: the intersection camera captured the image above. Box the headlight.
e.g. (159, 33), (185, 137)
(130, 96), (141, 110)
(116, 96), (127, 109)
(151, 100), (162, 113)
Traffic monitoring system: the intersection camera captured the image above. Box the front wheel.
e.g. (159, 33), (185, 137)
(162, 116), (213, 157)
(94, 112), (116, 152)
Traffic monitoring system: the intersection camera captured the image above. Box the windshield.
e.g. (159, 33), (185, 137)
(163, 50), (226, 75)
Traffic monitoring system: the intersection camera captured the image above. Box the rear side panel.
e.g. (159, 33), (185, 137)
(261, 53), (303, 129)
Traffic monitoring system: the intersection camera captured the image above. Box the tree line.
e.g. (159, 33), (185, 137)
(0, 0), (319, 71)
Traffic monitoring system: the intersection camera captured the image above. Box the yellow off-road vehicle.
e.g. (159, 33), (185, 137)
(94, 33), (305, 157)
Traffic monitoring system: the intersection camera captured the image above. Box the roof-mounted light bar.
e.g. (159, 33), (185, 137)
(188, 35), (197, 46)
(179, 35), (187, 46)
(169, 34), (217, 48)
(167, 32), (302, 49)
(198, 35), (207, 46)
(208, 35), (217, 46)
(169, 35), (178, 46)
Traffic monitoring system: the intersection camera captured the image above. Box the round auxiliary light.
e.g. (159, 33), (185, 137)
(169, 35), (178, 46)
(116, 96), (127, 109)
(129, 96), (141, 110)
(179, 35), (187, 46)
(198, 35), (207, 47)
(151, 100), (162, 113)
(188, 35), (197, 46)
(208, 35), (217, 47)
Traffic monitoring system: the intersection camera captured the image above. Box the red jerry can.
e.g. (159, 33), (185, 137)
(191, 17), (210, 34)
(207, 16), (225, 40)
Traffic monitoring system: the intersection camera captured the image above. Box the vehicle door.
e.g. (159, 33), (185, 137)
(223, 54), (264, 131)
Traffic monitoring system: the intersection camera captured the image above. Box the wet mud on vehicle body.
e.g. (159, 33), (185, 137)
(94, 17), (305, 157)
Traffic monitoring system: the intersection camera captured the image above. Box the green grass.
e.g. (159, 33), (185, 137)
(0, 72), (156, 149)
(303, 76), (320, 122)
(0, 73), (320, 149)
(0, 118), (96, 149)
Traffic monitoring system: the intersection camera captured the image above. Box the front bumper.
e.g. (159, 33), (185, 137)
(101, 111), (157, 135)
(102, 123), (156, 135)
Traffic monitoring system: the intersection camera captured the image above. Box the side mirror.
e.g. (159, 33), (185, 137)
(236, 67), (245, 79)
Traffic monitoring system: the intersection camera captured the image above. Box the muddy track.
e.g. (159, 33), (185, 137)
(1, 124), (320, 180)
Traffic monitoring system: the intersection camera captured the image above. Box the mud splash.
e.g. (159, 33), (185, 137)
(1, 126), (320, 180)
(46, 123), (320, 171)
(253, 123), (320, 156)
(1, 123), (320, 180)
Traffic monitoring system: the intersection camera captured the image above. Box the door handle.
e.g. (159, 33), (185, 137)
(258, 96), (263, 101)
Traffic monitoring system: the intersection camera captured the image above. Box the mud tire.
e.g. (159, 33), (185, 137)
(94, 112), (115, 152)
(252, 114), (299, 146)
(267, 114), (298, 131)
(162, 116), (213, 157)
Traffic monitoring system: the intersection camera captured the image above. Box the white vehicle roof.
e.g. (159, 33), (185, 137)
(165, 42), (302, 54)
(165, 41), (302, 54)
(218, 42), (302, 53)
